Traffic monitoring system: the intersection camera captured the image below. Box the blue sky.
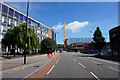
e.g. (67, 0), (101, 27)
(7, 2), (118, 44)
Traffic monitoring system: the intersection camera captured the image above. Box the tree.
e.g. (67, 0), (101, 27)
(93, 27), (106, 55)
(41, 38), (57, 53)
(2, 23), (41, 53)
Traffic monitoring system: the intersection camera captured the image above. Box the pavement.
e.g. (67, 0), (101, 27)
(1, 52), (120, 80)
(1, 53), (58, 80)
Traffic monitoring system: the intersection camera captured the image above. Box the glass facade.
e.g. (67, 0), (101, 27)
(2, 4), (8, 14)
(9, 8), (14, 17)
(0, 1), (55, 52)
(0, 26), (2, 33)
(15, 11), (19, 19)
(52, 30), (56, 40)
(20, 14), (23, 21)
(24, 16), (27, 22)
(3, 26), (8, 33)
(0, 3), (1, 11)
(28, 18), (31, 24)
(38, 23), (40, 27)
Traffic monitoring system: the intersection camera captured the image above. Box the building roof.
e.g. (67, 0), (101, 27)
(109, 26), (120, 33)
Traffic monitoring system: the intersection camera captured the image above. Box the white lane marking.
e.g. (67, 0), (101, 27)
(91, 61), (102, 65)
(74, 59), (77, 62)
(24, 62), (48, 78)
(47, 65), (55, 74)
(108, 67), (120, 72)
(78, 62), (86, 68)
(90, 72), (100, 80)
(87, 57), (119, 65)
(56, 60), (58, 64)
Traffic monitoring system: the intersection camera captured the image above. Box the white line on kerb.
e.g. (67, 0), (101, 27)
(108, 67), (120, 72)
(78, 62), (86, 68)
(47, 65), (55, 74)
(90, 72), (100, 80)
(74, 59), (77, 62)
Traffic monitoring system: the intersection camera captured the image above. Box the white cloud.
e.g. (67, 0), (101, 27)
(52, 23), (63, 31)
(66, 21), (88, 33)
(52, 21), (88, 33)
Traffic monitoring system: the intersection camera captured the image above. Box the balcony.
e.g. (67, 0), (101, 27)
(13, 16), (19, 21)
(8, 15), (13, 19)
(2, 12), (7, 16)
(1, 20), (8, 25)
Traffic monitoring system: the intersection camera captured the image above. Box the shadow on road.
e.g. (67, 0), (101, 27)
(75, 53), (120, 62)
(92, 55), (120, 62)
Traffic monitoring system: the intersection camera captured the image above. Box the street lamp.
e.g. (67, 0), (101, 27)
(24, 0), (29, 64)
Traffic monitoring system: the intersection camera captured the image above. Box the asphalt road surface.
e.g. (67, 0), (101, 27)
(1, 52), (120, 80)
(44, 52), (120, 80)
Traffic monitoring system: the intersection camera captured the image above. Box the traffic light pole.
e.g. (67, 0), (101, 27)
(24, 0), (29, 64)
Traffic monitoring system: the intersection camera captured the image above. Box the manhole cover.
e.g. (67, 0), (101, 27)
(97, 63), (103, 65)
(34, 66), (39, 67)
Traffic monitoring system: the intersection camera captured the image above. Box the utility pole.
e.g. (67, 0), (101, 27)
(63, 20), (66, 50)
(24, 0), (29, 64)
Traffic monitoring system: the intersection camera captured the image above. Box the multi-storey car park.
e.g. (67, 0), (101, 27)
(0, 1), (56, 52)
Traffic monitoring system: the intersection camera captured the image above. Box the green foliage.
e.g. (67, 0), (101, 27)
(93, 27), (106, 52)
(2, 23), (41, 50)
(41, 38), (57, 53)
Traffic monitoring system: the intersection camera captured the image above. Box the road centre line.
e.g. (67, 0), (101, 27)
(90, 72), (100, 80)
(108, 67), (120, 72)
(47, 65), (55, 74)
(78, 62), (86, 68)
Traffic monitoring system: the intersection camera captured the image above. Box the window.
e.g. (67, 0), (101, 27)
(1, 16), (4, 22)
(112, 33), (116, 38)
(2, 35), (4, 38)
(20, 14), (23, 21)
(9, 8), (14, 17)
(28, 18), (31, 24)
(15, 11), (19, 19)
(16, 21), (19, 26)
(2, 4), (8, 14)
(8, 18), (11, 25)
(3, 26), (8, 33)
(23, 16), (27, 22)
(41, 32), (42, 35)
(0, 26), (2, 33)
(0, 3), (1, 12)
(40, 24), (43, 29)
(38, 23), (40, 27)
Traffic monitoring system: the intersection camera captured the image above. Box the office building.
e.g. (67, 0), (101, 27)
(0, 1), (56, 52)
(68, 38), (93, 53)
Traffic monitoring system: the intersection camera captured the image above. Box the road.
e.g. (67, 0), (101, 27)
(44, 52), (119, 79)
(1, 52), (120, 80)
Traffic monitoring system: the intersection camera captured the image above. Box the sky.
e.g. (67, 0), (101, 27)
(7, 2), (118, 44)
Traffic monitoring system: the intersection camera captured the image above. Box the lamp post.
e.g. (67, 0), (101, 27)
(24, 0), (29, 64)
